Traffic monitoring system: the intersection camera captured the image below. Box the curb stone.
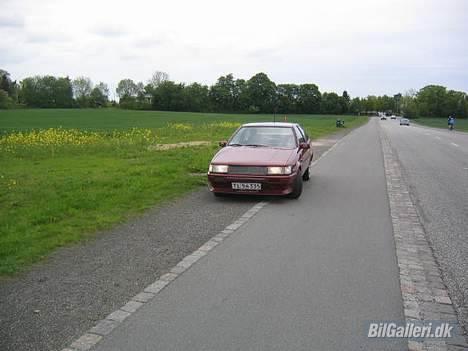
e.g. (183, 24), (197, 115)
(380, 127), (468, 351)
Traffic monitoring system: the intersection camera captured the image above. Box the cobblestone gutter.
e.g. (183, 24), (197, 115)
(380, 128), (468, 351)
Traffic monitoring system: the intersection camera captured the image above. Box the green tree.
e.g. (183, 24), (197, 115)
(148, 71), (169, 91)
(393, 93), (402, 114)
(0, 89), (13, 109)
(19, 76), (40, 106)
(209, 74), (238, 112)
(416, 85), (447, 117)
(339, 90), (350, 113)
(151, 81), (185, 111)
(116, 79), (139, 108)
(245, 73), (277, 113)
(54, 77), (74, 107)
(89, 82), (109, 107)
(72, 76), (93, 107)
(116, 79), (138, 99)
(96, 82), (109, 99)
(184, 83), (210, 112)
(378, 95), (394, 112)
(234, 79), (249, 112)
(401, 90), (419, 118)
(297, 84), (321, 114)
(0, 69), (17, 101)
(19, 75), (73, 108)
(445, 90), (467, 118)
(349, 97), (362, 114)
(135, 82), (148, 108)
(277, 84), (298, 113)
(320, 92), (342, 114)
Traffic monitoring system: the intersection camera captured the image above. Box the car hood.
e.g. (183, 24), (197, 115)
(211, 146), (296, 166)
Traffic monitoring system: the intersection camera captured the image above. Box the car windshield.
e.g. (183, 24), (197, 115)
(228, 126), (297, 148)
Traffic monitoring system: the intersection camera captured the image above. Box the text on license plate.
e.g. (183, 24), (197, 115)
(231, 182), (261, 191)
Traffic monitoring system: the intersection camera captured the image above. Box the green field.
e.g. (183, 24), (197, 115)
(413, 117), (468, 132)
(0, 109), (368, 275)
(0, 108), (366, 140)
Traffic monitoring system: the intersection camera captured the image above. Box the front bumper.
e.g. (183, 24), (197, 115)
(207, 172), (298, 196)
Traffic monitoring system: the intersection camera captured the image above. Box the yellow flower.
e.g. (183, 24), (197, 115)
(0, 127), (157, 153)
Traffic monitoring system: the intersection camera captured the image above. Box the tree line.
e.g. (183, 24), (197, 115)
(1, 69), (466, 118)
(0, 70), (110, 109)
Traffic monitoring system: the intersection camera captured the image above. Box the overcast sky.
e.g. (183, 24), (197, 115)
(1, 0), (467, 98)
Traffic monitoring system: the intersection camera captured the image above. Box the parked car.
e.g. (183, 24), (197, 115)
(390, 115), (397, 120)
(380, 116), (387, 120)
(207, 122), (313, 198)
(400, 118), (410, 126)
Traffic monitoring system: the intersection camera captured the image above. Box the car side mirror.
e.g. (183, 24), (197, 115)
(219, 141), (227, 147)
(299, 142), (310, 150)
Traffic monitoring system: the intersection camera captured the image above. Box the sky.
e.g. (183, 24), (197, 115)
(1, 0), (467, 98)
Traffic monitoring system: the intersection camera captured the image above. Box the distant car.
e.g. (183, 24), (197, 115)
(400, 118), (410, 126)
(380, 116), (387, 120)
(207, 122), (313, 199)
(391, 115), (397, 120)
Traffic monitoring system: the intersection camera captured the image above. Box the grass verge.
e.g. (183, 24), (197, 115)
(0, 109), (368, 274)
(413, 117), (468, 132)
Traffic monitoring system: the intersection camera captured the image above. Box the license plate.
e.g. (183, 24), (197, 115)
(232, 182), (261, 191)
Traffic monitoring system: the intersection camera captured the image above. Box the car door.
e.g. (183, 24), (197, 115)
(299, 125), (313, 167)
(294, 125), (311, 173)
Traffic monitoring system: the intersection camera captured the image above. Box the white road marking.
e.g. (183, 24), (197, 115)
(451, 142), (459, 147)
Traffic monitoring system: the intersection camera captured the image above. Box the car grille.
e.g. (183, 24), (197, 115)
(228, 165), (268, 175)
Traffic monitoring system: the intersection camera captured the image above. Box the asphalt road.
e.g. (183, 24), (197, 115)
(0, 130), (349, 351)
(381, 119), (468, 330)
(94, 119), (405, 351)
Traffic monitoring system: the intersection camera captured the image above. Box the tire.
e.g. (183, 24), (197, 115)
(302, 165), (310, 181)
(288, 174), (303, 199)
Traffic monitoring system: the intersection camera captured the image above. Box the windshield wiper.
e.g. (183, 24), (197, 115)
(228, 143), (268, 147)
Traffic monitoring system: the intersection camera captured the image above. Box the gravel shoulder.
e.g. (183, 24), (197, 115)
(0, 126), (359, 351)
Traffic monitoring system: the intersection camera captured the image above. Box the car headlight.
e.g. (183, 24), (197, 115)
(209, 164), (229, 173)
(267, 166), (292, 175)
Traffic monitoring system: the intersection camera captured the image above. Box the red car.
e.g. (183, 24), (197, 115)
(207, 122), (313, 198)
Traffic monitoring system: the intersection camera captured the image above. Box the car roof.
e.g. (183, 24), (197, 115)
(241, 122), (298, 128)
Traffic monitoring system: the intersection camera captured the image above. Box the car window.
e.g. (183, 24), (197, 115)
(294, 126), (305, 144)
(228, 126), (297, 148)
(297, 125), (309, 141)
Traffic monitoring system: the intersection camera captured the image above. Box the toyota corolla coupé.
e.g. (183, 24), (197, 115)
(207, 122), (313, 198)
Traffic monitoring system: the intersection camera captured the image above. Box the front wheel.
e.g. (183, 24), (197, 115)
(302, 166), (310, 181)
(288, 174), (303, 199)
